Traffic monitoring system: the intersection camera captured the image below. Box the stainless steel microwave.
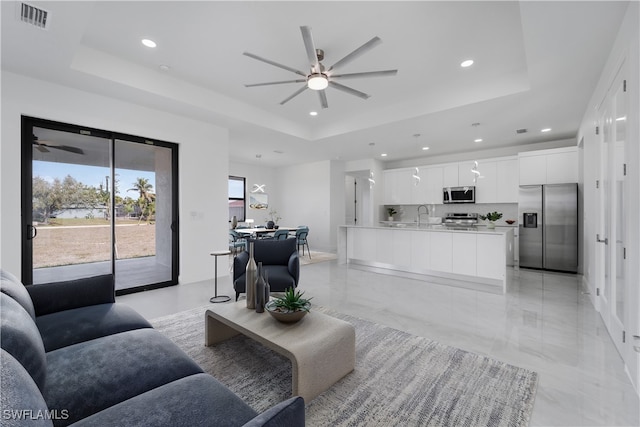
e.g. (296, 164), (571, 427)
(443, 186), (476, 204)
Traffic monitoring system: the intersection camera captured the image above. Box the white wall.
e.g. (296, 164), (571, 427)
(0, 72), (229, 284)
(272, 160), (345, 252)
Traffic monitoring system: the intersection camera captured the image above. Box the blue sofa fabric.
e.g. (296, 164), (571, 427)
(1, 269), (37, 319)
(27, 275), (115, 316)
(0, 349), (54, 427)
(44, 328), (204, 426)
(0, 293), (47, 392)
(0, 270), (306, 426)
(71, 373), (258, 427)
(35, 303), (152, 352)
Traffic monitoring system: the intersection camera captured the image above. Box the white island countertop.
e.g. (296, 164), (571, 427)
(337, 224), (514, 293)
(342, 224), (512, 235)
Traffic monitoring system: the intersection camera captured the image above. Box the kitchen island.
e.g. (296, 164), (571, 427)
(337, 225), (514, 293)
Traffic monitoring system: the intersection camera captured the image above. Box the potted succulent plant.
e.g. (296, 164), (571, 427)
(265, 287), (312, 323)
(386, 207), (397, 221)
(480, 211), (503, 229)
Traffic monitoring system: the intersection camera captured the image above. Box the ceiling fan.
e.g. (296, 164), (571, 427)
(243, 26), (398, 109)
(32, 135), (84, 155)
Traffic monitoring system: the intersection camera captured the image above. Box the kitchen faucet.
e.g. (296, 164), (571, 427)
(417, 204), (429, 227)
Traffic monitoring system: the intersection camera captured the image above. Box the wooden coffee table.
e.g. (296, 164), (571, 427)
(205, 301), (355, 402)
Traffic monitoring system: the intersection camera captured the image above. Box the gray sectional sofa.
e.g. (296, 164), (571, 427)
(0, 270), (305, 427)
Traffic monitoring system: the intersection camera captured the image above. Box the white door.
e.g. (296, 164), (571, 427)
(596, 64), (630, 369)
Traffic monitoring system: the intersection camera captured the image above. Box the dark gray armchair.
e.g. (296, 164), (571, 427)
(233, 238), (299, 301)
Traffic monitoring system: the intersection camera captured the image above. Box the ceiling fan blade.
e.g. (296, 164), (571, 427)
(245, 79), (307, 87)
(47, 144), (85, 155)
(330, 70), (398, 80)
(328, 37), (382, 72)
(328, 81), (371, 100)
(300, 26), (320, 71)
(243, 52), (307, 77)
(279, 85), (308, 105)
(318, 90), (328, 109)
(34, 144), (49, 153)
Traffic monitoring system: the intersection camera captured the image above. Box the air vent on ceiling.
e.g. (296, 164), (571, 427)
(516, 128), (528, 134)
(18, 2), (50, 29)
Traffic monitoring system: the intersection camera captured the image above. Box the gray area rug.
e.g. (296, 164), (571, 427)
(151, 306), (537, 426)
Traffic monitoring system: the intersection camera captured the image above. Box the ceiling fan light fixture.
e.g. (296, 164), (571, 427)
(307, 73), (328, 90)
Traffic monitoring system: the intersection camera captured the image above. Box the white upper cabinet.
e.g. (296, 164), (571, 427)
(495, 159), (518, 202)
(519, 154), (547, 185)
(546, 149), (578, 184)
(424, 166), (444, 204)
(383, 169), (412, 205)
(519, 147), (577, 185)
(458, 161), (477, 187)
(443, 164), (459, 187)
(475, 161), (497, 203)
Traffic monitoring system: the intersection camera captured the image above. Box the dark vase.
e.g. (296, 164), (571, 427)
(255, 262), (265, 313)
(246, 242), (257, 309)
(264, 269), (270, 303)
(266, 220), (275, 229)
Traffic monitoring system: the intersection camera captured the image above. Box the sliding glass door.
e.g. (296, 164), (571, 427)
(22, 117), (178, 294)
(113, 139), (177, 291)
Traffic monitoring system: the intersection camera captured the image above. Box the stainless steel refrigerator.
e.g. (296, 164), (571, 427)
(519, 183), (578, 272)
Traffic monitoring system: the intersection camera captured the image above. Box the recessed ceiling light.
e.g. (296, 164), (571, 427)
(381, 153), (387, 157)
(159, 64), (170, 72)
(541, 128), (551, 132)
(474, 138), (483, 143)
(141, 39), (157, 48)
(309, 111), (318, 116)
(422, 146), (430, 151)
(461, 59), (474, 68)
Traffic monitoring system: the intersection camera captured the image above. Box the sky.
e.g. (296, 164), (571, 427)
(33, 160), (155, 197)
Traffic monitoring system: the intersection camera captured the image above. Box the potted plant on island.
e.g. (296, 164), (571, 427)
(480, 211), (503, 229)
(265, 287), (312, 323)
(387, 207), (397, 221)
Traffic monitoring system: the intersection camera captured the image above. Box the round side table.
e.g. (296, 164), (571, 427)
(209, 250), (231, 303)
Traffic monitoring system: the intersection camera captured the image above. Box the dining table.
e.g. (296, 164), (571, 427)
(235, 227), (299, 238)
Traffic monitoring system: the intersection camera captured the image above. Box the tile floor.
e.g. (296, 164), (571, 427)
(117, 259), (640, 426)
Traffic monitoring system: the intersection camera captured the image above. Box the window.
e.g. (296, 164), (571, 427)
(229, 176), (246, 221)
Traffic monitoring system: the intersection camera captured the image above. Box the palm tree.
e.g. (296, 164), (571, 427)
(128, 178), (155, 224)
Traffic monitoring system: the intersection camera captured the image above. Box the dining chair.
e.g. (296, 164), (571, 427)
(270, 229), (290, 240)
(295, 227), (311, 258)
(228, 230), (246, 256)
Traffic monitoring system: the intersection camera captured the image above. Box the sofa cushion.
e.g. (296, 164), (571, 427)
(27, 275), (115, 316)
(0, 349), (54, 427)
(0, 293), (47, 392)
(36, 303), (152, 352)
(44, 328), (204, 426)
(71, 373), (258, 427)
(1, 269), (36, 320)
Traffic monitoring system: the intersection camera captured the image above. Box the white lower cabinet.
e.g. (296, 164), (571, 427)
(376, 229), (394, 264)
(429, 232), (453, 272)
(476, 234), (505, 280)
(342, 226), (509, 292)
(410, 231), (429, 271)
(392, 230), (412, 267)
(452, 233), (477, 276)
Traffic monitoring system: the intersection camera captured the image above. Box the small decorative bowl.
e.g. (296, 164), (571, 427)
(505, 220), (516, 225)
(265, 300), (310, 323)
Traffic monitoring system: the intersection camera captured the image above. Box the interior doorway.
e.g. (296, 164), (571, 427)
(21, 117), (179, 294)
(345, 171), (372, 226)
